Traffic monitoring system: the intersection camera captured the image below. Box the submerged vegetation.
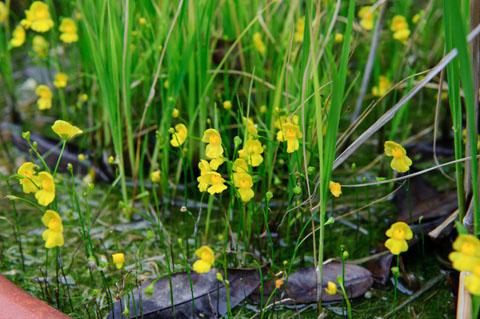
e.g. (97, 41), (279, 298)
(0, 0), (479, 318)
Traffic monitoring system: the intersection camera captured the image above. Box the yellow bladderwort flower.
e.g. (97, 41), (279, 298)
(172, 108), (180, 118)
(390, 15), (410, 44)
(384, 222), (413, 255)
(325, 281), (337, 295)
(252, 32), (266, 56)
(35, 171), (55, 206)
(22, 1), (54, 32)
(150, 170), (161, 183)
(202, 128), (224, 159)
(238, 139), (264, 167)
(41, 210), (64, 248)
(192, 245), (215, 274)
(294, 16), (305, 43)
(329, 181), (342, 198)
(207, 172), (227, 195)
(372, 76), (391, 97)
(223, 100), (232, 110)
(52, 120), (83, 140)
(384, 141), (412, 173)
(10, 25), (26, 48)
(232, 158), (249, 173)
(197, 160), (212, 192)
(233, 171), (254, 202)
(35, 84), (53, 110)
(449, 234), (480, 272)
(358, 6), (375, 31)
(59, 18), (78, 43)
(53, 72), (68, 88)
(17, 162), (39, 193)
(33, 35), (49, 58)
(0, 2), (7, 24)
(209, 156), (225, 170)
(112, 253), (125, 269)
(242, 117), (258, 137)
(276, 116), (302, 153)
(334, 33), (344, 43)
(169, 123), (188, 147)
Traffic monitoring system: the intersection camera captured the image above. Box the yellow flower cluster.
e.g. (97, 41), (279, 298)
(238, 118), (263, 167)
(169, 123), (188, 148)
(197, 160), (227, 194)
(358, 6), (375, 31)
(275, 115), (302, 153)
(372, 76), (391, 97)
(294, 17), (305, 43)
(59, 18), (78, 43)
(17, 162), (55, 206)
(449, 234), (480, 295)
(384, 222), (412, 255)
(232, 159), (254, 202)
(41, 210), (64, 248)
(21, 1), (54, 33)
(192, 245), (215, 274)
(252, 32), (266, 56)
(384, 141), (412, 173)
(390, 15), (410, 44)
(35, 84), (53, 110)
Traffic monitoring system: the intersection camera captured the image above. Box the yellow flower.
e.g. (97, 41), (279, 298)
(209, 157), (225, 170)
(59, 18), (78, 43)
(294, 17), (305, 43)
(150, 170), (161, 183)
(384, 141), (412, 173)
(10, 25), (26, 48)
(384, 221), (412, 255)
(243, 117), (258, 137)
(252, 32), (266, 56)
(275, 279), (284, 289)
(233, 172), (254, 202)
(207, 172), (227, 195)
(192, 259), (212, 274)
(35, 171), (55, 206)
(78, 153), (86, 161)
(53, 72), (68, 88)
(393, 28), (410, 43)
(0, 2), (7, 24)
(238, 139), (264, 167)
(334, 33), (344, 43)
(138, 17), (146, 25)
(17, 162), (39, 193)
(232, 158), (249, 173)
(324, 281), (337, 295)
(276, 118), (302, 153)
(22, 1), (54, 33)
(170, 123), (188, 147)
(372, 76), (391, 97)
(52, 120), (83, 140)
(195, 245), (215, 265)
(202, 129), (223, 159)
(329, 181), (342, 198)
(112, 253), (125, 269)
(412, 13), (421, 24)
(33, 35), (49, 58)
(35, 85), (53, 110)
(172, 108), (180, 118)
(465, 273), (480, 296)
(41, 210), (64, 248)
(223, 100), (232, 110)
(449, 234), (480, 272)
(390, 15), (410, 44)
(358, 6), (375, 31)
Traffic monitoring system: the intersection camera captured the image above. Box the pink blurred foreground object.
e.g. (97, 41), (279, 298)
(0, 275), (70, 319)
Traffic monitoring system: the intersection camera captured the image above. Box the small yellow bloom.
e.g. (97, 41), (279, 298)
(59, 18), (79, 43)
(207, 172), (227, 195)
(294, 17), (305, 43)
(192, 259), (212, 273)
(138, 17), (146, 25)
(252, 32), (266, 56)
(334, 33), (344, 43)
(237, 186), (254, 202)
(172, 108), (180, 118)
(384, 141), (412, 173)
(33, 35), (49, 58)
(170, 123), (188, 147)
(23, 1), (54, 32)
(358, 6), (375, 31)
(202, 129), (223, 159)
(238, 139), (264, 167)
(209, 156), (225, 170)
(35, 171), (55, 206)
(195, 245), (215, 265)
(325, 281), (337, 295)
(449, 234), (480, 272)
(243, 117), (258, 137)
(10, 25), (26, 48)
(233, 172), (254, 202)
(35, 85), (53, 110)
(276, 116), (302, 153)
(108, 155), (115, 164)
(393, 28), (410, 43)
(150, 170), (161, 183)
(41, 210), (64, 248)
(372, 76), (391, 97)
(412, 13), (421, 24)
(329, 181), (342, 198)
(53, 72), (68, 88)
(52, 120), (83, 140)
(112, 253), (125, 269)
(223, 100), (232, 110)
(275, 279), (284, 289)
(390, 15), (410, 44)
(17, 162), (39, 193)
(465, 273), (480, 296)
(232, 158), (249, 173)
(0, 2), (7, 24)
(78, 153), (86, 161)
(384, 221), (412, 255)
